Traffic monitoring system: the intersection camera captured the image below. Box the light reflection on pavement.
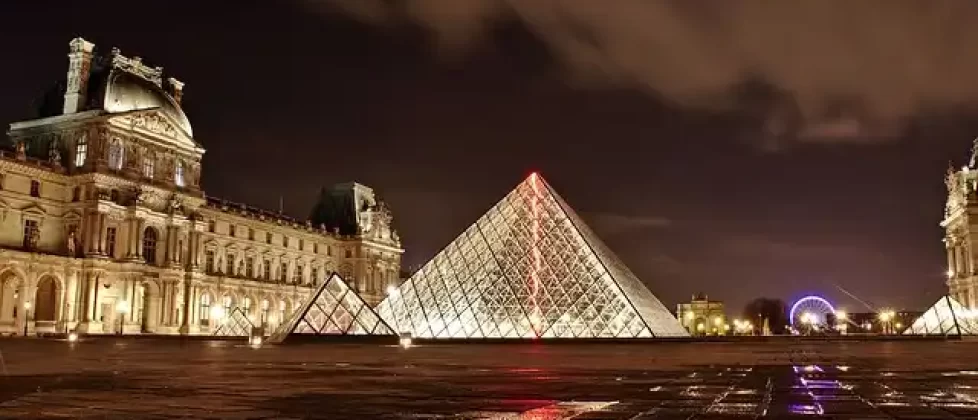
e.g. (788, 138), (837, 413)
(2, 339), (978, 418)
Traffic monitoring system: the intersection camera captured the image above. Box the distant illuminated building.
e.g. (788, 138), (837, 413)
(676, 293), (727, 336)
(942, 139), (978, 309)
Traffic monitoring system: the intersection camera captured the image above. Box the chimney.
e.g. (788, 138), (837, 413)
(63, 37), (95, 114)
(167, 77), (185, 105)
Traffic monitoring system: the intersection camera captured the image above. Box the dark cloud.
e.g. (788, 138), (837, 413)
(307, 0), (978, 150)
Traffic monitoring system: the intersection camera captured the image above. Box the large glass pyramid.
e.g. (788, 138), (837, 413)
(212, 307), (255, 337)
(903, 295), (978, 336)
(267, 274), (395, 343)
(376, 173), (688, 339)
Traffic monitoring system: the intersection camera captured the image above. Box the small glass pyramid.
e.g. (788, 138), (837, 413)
(904, 295), (978, 336)
(212, 307), (255, 337)
(267, 273), (395, 343)
(376, 173), (688, 339)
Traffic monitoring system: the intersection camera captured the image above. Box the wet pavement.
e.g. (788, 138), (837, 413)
(2, 338), (978, 418)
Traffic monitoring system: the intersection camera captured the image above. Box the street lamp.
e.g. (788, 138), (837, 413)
(23, 301), (32, 337)
(879, 310), (895, 334)
(116, 300), (129, 335)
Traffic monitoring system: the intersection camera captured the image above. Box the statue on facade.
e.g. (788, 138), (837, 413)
(49, 141), (62, 167)
(67, 231), (77, 257)
(15, 141), (26, 160)
(166, 194), (184, 215)
(970, 137), (978, 168)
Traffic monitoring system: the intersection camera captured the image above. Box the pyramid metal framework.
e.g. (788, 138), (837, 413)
(267, 274), (395, 343)
(376, 173), (689, 339)
(903, 295), (978, 336)
(212, 307), (255, 337)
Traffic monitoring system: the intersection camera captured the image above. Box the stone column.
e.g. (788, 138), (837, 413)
(136, 219), (145, 259)
(948, 246), (957, 276)
(86, 213), (98, 254)
(83, 273), (96, 322)
(179, 279), (192, 334)
(126, 218), (138, 259)
(958, 246), (968, 277)
(96, 213), (107, 255)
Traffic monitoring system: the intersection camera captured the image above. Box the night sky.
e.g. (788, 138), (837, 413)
(3, 1), (977, 313)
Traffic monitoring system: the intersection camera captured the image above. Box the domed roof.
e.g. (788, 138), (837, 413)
(102, 70), (193, 137)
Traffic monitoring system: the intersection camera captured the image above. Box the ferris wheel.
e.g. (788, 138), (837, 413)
(789, 295), (837, 329)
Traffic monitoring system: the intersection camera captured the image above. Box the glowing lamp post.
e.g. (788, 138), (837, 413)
(835, 310), (848, 334)
(879, 310), (895, 334)
(116, 300), (129, 335)
(23, 301), (32, 337)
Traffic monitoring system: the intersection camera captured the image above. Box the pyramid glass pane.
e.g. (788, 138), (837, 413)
(212, 307), (254, 337)
(377, 173), (688, 339)
(904, 296), (978, 336)
(267, 274), (395, 343)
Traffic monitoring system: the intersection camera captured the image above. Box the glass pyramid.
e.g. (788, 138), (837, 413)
(212, 307), (255, 337)
(267, 273), (395, 343)
(376, 173), (688, 339)
(903, 295), (978, 336)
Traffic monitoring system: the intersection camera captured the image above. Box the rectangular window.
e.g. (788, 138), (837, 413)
(311, 267), (318, 285)
(208, 220), (215, 233)
(264, 260), (271, 280)
(22, 220), (38, 249)
(283, 236), (289, 247)
(345, 249), (353, 258)
(143, 158), (155, 179)
(313, 243), (319, 254)
(29, 180), (40, 198)
(71, 187), (80, 202)
(205, 250), (215, 273)
(105, 227), (117, 257)
(246, 257), (254, 278)
(225, 256), (234, 275)
(293, 264), (303, 284)
(280, 263), (287, 282)
(265, 232), (271, 244)
(75, 139), (87, 167)
(326, 246), (332, 257)
(228, 224), (236, 237)
(299, 239), (304, 251)
(248, 228), (255, 241)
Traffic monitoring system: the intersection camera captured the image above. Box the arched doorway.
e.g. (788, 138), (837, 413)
(33, 276), (61, 332)
(0, 270), (21, 332)
(139, 281), (161, 333)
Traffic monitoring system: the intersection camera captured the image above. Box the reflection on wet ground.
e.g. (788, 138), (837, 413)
(2, 338), (978, 418)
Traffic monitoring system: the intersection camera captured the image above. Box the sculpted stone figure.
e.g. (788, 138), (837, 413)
(67, 231), (77, 257)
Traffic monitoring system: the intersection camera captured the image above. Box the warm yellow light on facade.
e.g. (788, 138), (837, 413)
(696, 323), (705, 331)
(713, 316), (722, 327)
(685, 311), (695, 321)
(116, 300), (129, 314)
(835, 310), (847, 321)
(948, 269), (955, 278)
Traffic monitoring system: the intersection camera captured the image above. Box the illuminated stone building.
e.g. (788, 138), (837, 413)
(0, 38), (402, 336)
(676, 293), (728, 336)
(942, 139), (978, 309)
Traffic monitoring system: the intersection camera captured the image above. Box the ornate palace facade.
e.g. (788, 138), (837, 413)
(943, 140), (978, 308)
(0, 38), (402, 336)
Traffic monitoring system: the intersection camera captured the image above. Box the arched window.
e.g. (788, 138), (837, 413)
(174, 160), (185, 187)
(74, 135), (87, 167)
(142, 227), (158, 264)
(108, 140), (124, 170)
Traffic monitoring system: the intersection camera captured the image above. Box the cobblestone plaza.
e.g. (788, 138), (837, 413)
(3, 338), (978, 418)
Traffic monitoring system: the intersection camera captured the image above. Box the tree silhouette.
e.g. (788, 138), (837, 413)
(743, 298), (789, 335)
